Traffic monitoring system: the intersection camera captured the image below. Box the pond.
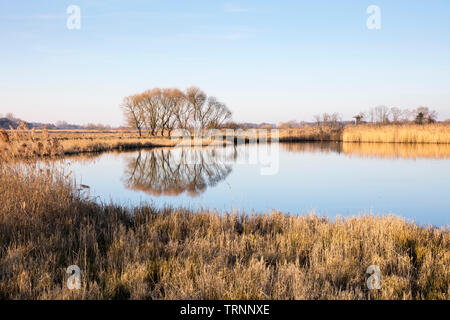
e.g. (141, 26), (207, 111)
(65, 142), (450, 226)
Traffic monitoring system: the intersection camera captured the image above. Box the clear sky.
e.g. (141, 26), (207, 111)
(1, 0), (450, 126)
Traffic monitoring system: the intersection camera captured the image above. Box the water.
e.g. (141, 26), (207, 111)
(65, 142), (450, 226)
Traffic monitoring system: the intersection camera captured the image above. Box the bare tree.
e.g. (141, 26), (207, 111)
(141, 89), (162, 136)
(322, 113), (330, 125)
(400, 109), (414, 122)
(122, 94), (145, 136)
(390, 107), (402, 123)
(185, 87), (230, 129)
(173, 91), (192, 130)
(373, 105), (390, 123)
(186, 86), (207, 129)
(313, 114), (321, 126)
(205, 97), (232, 128)
(368, 108), (375, 123)
(160, 88), (185, 136)
(329, 112), (342, 127)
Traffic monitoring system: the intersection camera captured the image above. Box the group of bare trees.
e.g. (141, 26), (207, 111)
(122, 87), (232, 137)
(354, 106), (438, 125)
(313, 113), (343, 127)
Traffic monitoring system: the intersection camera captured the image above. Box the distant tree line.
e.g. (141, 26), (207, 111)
(312, 113), (343, 127)
(0, 113), (113, 130)
(353, 106), (438, 125)
(122, 87), (232, 137)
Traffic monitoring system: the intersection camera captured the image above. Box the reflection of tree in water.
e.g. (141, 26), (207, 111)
(123, 148), (233, 197)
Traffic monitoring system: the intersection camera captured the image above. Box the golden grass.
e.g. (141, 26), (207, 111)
(343, 124), (450, 144)
(2, 124), (450, 160)
(59, 137), (176, 155)
(0, 162), (448, 300)
(277, 125), (342, 142)
(0, 129), (231, 159)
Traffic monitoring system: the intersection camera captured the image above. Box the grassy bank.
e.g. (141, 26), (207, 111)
(230, 123), (450, 144)
(0, 127), (238, 159)
(0, 127), (177, 158)
(2, 124), (450, 159)
(0, 162), (448, 300)
(277, 125), (342, 142)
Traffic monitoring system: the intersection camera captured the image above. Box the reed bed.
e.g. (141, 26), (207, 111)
(277, 125), (342, 142)
(0, 128), (228, 159)
(342, 124), (450, 144)
(2, 124), (450, 160)
(0, 124), (63, 159)
(59, 137), (176, 155)
(0, 161), (448, 300)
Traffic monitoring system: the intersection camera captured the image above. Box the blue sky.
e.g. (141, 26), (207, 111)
(1, 0), (450, 126)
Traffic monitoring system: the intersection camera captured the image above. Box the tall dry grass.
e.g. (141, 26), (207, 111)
(0, 128), (232, 159)
(0, 161), (448, 300)
(2, 124), (450, 160)
(278, 125), (342, 142)
(343, 124), (450, 144)
(0, 124), (63, 159)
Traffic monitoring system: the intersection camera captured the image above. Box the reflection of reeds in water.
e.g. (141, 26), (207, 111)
(280, 142), (342, 154)
(342, 143), (450, 160)
(280, 141), (450, 160)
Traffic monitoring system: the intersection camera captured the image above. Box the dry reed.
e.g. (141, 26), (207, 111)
(343, 124), (450, 144)
(0, 162), (448, 300)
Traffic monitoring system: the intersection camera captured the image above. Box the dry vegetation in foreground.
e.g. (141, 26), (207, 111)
(342, 123), (450, 144)
(0, 161), (448, 300)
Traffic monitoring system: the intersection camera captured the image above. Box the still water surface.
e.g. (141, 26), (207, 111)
(65, 142), (450, 226)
